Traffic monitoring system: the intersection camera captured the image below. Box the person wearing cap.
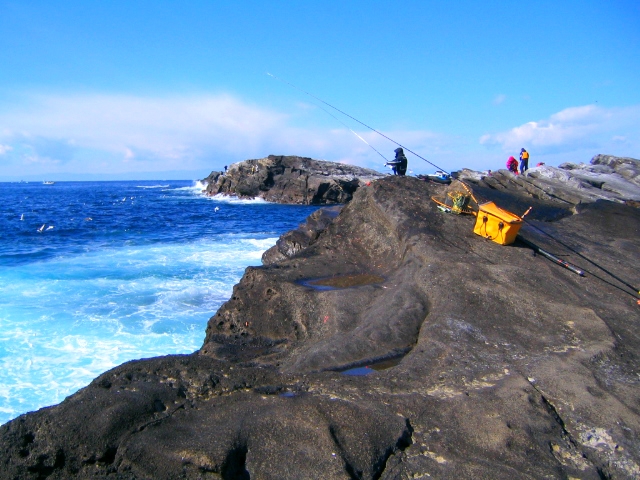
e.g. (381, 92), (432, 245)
(386, 148), (408, 176)
(519, 148), (529, 174)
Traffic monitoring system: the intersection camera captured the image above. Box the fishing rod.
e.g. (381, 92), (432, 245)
(517, 236), (584, 277)
(267, 72), (449, 173)
(523, 219), (640, 297)
(267, 73), (387, 163)
(267, 75), (639, 303)
(303, 96), (389, 163)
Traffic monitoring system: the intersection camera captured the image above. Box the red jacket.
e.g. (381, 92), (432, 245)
(506, 156), (518, 172)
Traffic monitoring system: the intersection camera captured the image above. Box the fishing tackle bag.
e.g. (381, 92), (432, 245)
(473, 201), (523, 245)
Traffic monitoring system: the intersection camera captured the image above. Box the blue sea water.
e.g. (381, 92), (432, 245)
(0, 180), (317, 425)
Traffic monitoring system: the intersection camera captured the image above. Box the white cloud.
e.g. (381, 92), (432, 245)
(479, 104), (640, 158)
(0, 92), (447, 176)
(0, 144), (13, 155)
(0, 93), (287, 160)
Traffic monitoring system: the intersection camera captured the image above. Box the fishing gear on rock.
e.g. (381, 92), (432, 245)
(268, 73), (638, 305)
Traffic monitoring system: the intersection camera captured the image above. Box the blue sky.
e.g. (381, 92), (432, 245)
(1, 1), (638, 180)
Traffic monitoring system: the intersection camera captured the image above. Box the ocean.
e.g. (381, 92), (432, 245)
(0, 180), (317, 425)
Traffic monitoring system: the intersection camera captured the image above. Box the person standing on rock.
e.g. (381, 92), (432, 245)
(519, 148), (529, 174)
(386, 148), (408, 176)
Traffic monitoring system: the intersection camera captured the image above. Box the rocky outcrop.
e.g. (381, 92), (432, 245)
(202, 154), (386, 205)
(261, 205), (342, 265)
(2, 156), (640, 479)
(456, 154), (640, 209)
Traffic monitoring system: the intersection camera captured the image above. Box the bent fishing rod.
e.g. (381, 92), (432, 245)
(304, 96), (389, 163)
(267, 75), (639, 302)
(267, 73), (386, 163)
(267, 72), (449, 173)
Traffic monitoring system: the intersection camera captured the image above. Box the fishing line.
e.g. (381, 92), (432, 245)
(267, 72), (449, 173)
(524, 219), (640, 298)
(307, 98), (389, 162)
(267, 74), (639, 303)
(267, 72), (387, 162)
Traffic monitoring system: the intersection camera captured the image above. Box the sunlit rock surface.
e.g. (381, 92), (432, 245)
(1, 155), (639, 479)
(457, 153), (640, 208)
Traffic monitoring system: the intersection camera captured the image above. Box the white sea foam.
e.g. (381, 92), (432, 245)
(0, 236), (264, 424)
(208, 193), (269, 204)
(0, 180), (316, 425)
(173, 180), (207, 194)
(245, 238), (278, 249)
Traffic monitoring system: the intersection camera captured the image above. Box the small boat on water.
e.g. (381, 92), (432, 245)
(43, 181), (55, 185)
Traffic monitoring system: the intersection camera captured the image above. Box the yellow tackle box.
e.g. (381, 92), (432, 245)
(473, 201), (523, 245)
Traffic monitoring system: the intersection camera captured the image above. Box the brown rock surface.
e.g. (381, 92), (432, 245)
(2, 163), (640, 479)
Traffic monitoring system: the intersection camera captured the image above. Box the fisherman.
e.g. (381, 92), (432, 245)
(519, 148), (529, 174)
(506, 156), (519, 174)
(386, 148), (408, 176)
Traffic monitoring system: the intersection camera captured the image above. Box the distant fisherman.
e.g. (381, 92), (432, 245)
(519, 148), (529, 174)
(386, 148), (408, 176)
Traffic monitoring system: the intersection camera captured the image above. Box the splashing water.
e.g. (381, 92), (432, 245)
(0, 180), (317, 424)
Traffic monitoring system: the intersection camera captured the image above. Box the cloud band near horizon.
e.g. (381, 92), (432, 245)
(0, 92), (638, 178)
